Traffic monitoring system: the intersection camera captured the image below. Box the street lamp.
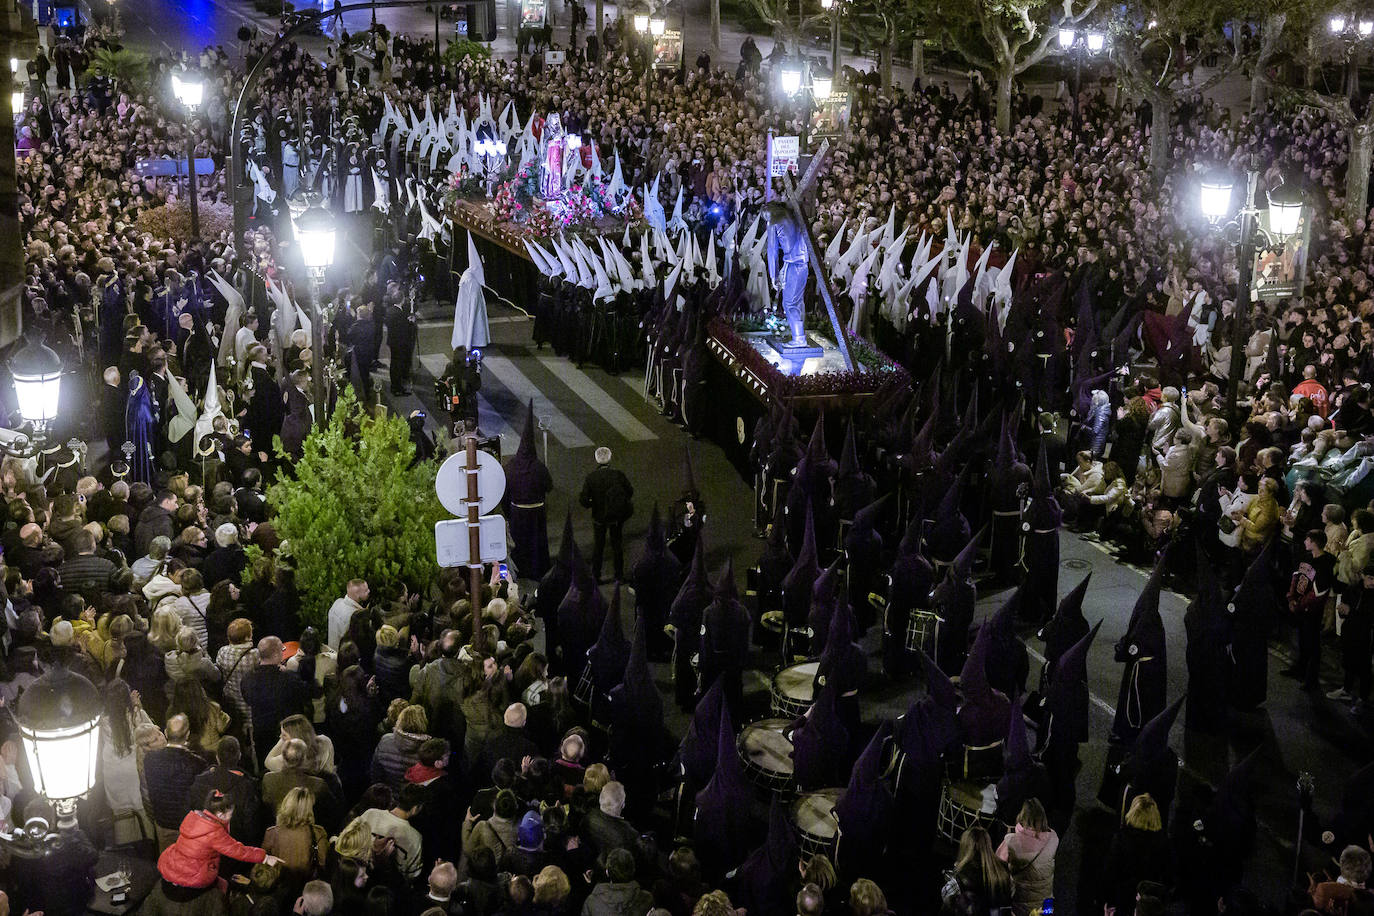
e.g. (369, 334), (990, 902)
(295, 204), (335, 422)
(820, 0), (841, 81)
(171, 68), (204, 241)
(10, 334), (63, 437)
(649, 14), (665, 36)
(1328, 13), (1374, 99)
(780, 61), (803, 96)
(632, 9), (649, 33)
(473, 122), (507, 195)
(1199, 160), (1306, 418)
(14, 666), (102, 830)
(10, 87), (22, 121)
(1057, 28), (1106, 140)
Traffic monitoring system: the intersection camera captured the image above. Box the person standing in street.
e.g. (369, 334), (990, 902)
(580, 447), (633, 583)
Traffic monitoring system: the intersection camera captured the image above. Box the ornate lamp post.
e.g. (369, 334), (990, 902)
(1200, 160), (1307, 419)
(1056, 27), (1106, 141)
(171, 68), (204, 241)
(294, 204), (336, 422)
(14, 666), (102, 830)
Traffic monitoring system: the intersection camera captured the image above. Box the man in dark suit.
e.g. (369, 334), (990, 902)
(578, 447), (634, 583)
(385, 296), (417, 396)
(240, 636), (313, 767)
(143, 714), (209, 850)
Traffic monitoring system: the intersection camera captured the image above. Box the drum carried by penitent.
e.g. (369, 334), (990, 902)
(792, 787), (844, 861)
(770, 660), (819, 718)
(737, 718), (795, 794)
(936, 779), (998, 845)
(904, 609), (942, 656)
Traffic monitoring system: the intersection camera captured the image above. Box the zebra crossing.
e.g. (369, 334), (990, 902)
(414, 348), (664, 452)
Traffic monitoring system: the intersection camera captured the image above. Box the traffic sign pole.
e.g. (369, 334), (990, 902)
(465, 433), (485, 654)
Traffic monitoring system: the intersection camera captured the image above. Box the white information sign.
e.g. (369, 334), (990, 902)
(770, 135), (799, 176)
(435, 516), (509, 567)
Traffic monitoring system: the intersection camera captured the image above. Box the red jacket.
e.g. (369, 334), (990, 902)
(158, 811), (267, 888)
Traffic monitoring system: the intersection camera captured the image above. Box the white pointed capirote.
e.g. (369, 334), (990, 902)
(194, 361), (224, 445)
(525, 239), (552, 275)
(666, 186), (686, 234)
(164, 371), (199, 444)
(468, 231), (486, 289)
(663, 261), (682, 303)
(640, 232), (657, 287)
(993, 248), (1018, 329)
(654, 227), (673, 262)
(881, 205), (896, 245)
(849, 244), (881, 303)
(452, 262), (491, 351)
(607, 151), (627, 203)
(971, 242), (996, 310)
(704, 236), (719, 286)
(739, 212), (762, 254)
(824, 218), (848, 267)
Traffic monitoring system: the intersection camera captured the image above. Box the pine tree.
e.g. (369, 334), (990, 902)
(268, 388), (446, 627)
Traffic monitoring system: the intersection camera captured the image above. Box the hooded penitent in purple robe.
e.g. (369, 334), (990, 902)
(504, 400), (554, 579)
(1020, 446), (1062, 624)
(699, 559), (751, 714)
(834, 722), (895, 878)
(668, 538), (711, 709)
(693, 703), (754, 875)
(557, 554), (606, 682)
(731, 799), (797, 916)
(790, 680), (850, 792)
(1110, 556), (1168, 745)
(631, 504), (682, 660)
(536, 512), (576, 670)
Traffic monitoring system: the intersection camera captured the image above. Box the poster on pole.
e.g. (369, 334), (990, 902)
(653, 29), (683, 70)
(770, 135), (800, 177)
(809, 91), (851, 139)
(1251, 210), (1311, 302)
(519, 0), (545, 27)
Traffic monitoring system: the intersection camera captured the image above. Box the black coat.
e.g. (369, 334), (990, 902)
(579, 465), (634, 525)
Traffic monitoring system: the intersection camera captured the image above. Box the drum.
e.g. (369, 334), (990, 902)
(936, 780), (996, 845)
(771, 661), (819, 718)
(738, 718), (795, 793)
(573, 661), (596, 707)
(904, 610), (942, 655)
(791, 788), (843, 860)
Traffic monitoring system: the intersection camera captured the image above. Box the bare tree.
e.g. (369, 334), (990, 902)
(942, 0), (1100, 133)
(1108, 0), (1245, 180)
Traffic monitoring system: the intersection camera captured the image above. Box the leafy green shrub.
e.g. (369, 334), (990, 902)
(267, 388), (447, 627)
(443, 38), (494, 68)
(84, 47), (151, 91)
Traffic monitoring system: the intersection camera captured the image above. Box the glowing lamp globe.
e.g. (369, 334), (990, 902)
(1267, 183), (1305, 237)
(1085, 31), (1105, 52)
(632, 11), (648, 32)
(171, 69), (204, 109)
(295, 205), (337, 272)
(1331, 15), (1347, 33)
(649, 16), (665, 36)
(1199, 175), (1234, 222)
(10, 336), (63, 428)
(15, 667), (102, 816)
(780, 64), (802, 96)
(1057, 28), (1075, 49)
(11, 89), (22, 117)
(1361, 20), (1373, 36)
(820, 0), (834, 9)
(811, 74), (833, 100)
(8, 58), (17, 73)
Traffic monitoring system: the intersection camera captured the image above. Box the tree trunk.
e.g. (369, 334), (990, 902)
(912, 36), (924, 81)
(1149, 90), (1171, 181)
(1250, 13), (1285, 113)
(710, 0), (720, 50)
(1346, 124), (1373, 228)
(594, 0), (603, 52)
(995, 63), (1013, 134)
(1304, 33), (1318, 89)
(879, 36), (894, 92)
